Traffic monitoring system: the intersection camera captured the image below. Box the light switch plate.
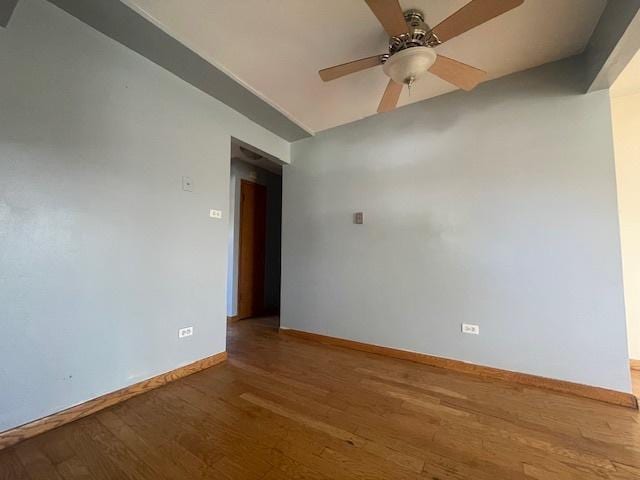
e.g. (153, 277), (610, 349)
(182, 176), (193, 192)
(354, 212), (364, 224)
(209, 209), (222, 219)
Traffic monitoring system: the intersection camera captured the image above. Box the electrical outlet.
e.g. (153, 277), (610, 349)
(209, 209), (222, 219)
(178, 326), (193, 338)
(462, 323), (479, 335)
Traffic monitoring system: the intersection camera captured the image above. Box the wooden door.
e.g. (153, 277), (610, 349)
(237, 180), (267, 319)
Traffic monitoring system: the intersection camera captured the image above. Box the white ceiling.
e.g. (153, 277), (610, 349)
(123, 0), (606, 134)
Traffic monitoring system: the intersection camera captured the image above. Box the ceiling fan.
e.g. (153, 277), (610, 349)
(319, 0), (525, 113)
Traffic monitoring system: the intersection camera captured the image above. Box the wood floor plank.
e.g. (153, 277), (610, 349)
(66, 417), (145, 480)
(0, 449), (30, 480)
(1, 317), (639, 479)
(111, 401), (221, 480)
(55, 457), (93, 480)
(13, 440), (64, 480)
(95, 410), (191, 480)
(240, 392), (425, 474)
(26, 431), (76, 467)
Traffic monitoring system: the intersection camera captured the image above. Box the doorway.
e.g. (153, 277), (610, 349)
(226, 139), (282, 323)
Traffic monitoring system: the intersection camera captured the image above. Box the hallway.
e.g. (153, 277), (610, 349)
(1, 317), (639, 479)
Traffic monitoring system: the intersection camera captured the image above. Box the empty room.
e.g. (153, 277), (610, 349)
(2, 0), (640, 478)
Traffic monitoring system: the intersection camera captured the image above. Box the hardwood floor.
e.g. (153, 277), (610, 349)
(1, 317), (639, 480)
(632, 368), (640, 399)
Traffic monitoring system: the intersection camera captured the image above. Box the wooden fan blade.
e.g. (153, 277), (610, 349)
(431, 0), (524, 44)
(364, 0), (408, 37)
(319, 55), (384, 82)
(429, 55), (488, 91)
(378, 79), (403, 113)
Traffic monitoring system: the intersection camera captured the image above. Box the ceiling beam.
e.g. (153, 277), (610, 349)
(583, 0), (640, 92)
(46, 0), (311, 141)
(0, 0), (19, 27)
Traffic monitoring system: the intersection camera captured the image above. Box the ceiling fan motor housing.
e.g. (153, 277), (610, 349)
(381, 9), (441, 84)
(388, 9), (441, 57)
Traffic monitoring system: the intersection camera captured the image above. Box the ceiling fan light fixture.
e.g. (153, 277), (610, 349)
(319, 0), (524, 113)
(382, 47), (437, 84)
(382, 46), (436, 85)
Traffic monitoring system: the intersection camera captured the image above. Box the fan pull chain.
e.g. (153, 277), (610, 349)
(407, 76), (415, 96)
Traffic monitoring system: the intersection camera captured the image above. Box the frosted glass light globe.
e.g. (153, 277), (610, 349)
(383, 47), (437, 85)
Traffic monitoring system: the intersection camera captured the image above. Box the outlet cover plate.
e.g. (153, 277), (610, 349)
(462, 323), (479, 335)
(179, 326), (194, 338)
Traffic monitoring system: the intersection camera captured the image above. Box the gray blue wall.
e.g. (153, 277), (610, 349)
(282, 58), (632, 393)
(0, 0), (288, 432)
